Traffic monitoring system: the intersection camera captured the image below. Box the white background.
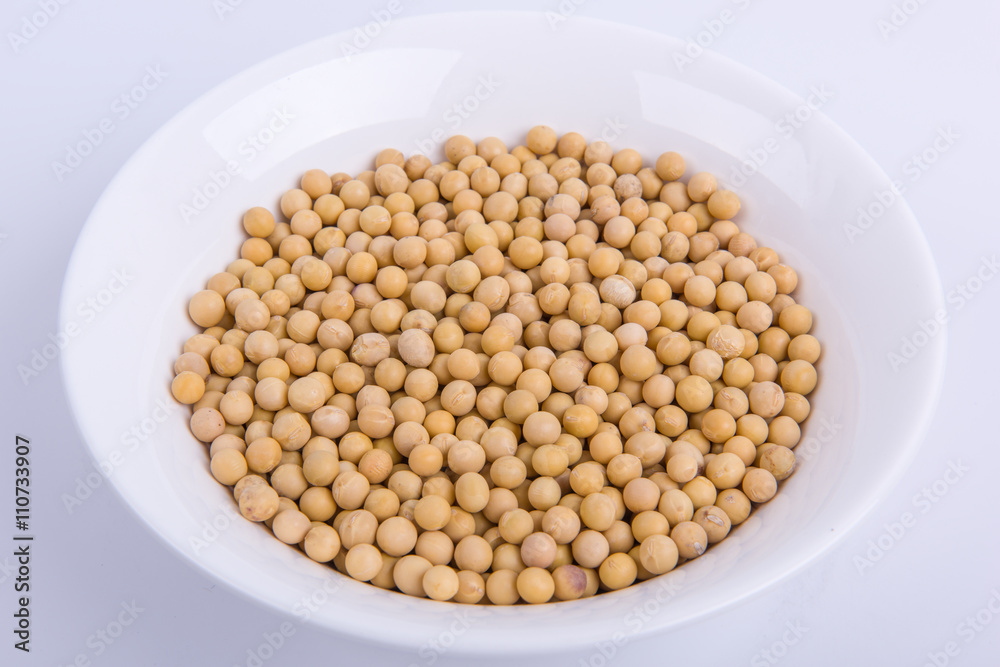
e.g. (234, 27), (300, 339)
(3, 1), (998, 665)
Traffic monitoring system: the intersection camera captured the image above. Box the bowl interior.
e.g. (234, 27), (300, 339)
(60, 12), (945, 656)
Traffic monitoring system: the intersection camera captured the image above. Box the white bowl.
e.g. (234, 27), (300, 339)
(61, 11), (945, 657)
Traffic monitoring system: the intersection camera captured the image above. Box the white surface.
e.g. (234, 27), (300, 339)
(58, 13), (947, 656)
(2, 1), (998, 665)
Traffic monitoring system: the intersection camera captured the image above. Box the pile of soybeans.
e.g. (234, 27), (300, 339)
(169, 126), (821, 605)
